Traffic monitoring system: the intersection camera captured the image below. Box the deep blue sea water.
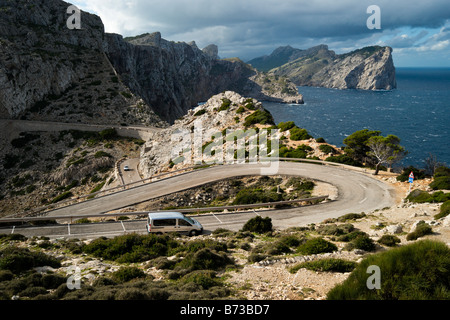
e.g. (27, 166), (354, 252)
(263, 68), (450, 169)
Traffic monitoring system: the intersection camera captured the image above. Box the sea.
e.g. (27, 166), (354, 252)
(263, 68), (450, 170)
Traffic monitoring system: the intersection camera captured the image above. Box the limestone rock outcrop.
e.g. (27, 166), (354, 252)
(249, 45), (397, 91)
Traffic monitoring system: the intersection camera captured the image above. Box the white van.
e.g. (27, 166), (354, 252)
(146, 212), (203, 236)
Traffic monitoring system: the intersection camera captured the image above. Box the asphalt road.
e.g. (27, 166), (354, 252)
(0, 162), (398, 239)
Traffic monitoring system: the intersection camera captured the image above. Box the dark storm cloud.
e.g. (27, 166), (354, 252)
(74, 0), (450, 62)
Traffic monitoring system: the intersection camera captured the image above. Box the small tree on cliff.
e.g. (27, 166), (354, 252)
(366, 134), (407, 175)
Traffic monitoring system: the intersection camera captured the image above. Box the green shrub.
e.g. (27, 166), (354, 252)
(94, 151), (112, 158)
(297, 237), (337, 255)
(194, 109), (206, 116)
(327, 240), (450, 300)
(290, 258), (357, 273)
(0, 247), (61, 274)
(277, 121), (296, 132)
(20, 286), (48, 298)
(115, 287), (149, 300)
(218, 98), (232, 111)
(406, 221), (433, 241)
(434, 166), (450, 178)
(279, 146), (308, 159)
(344, 234), (376, 252)
(319, 144), (336, 154)
(429, 176), (450, 190)
(232, 188), (283, 205)
(243, 109), (275, 127)
(337, 230), (368, 242)
(241, 216), (273, 233)
(325, 154), (363, 167)
(0, 270), (14, 282)
(317, 223), (354, 236)
(120, 91), (132, 99)
(82, 233), (178, 263)
(316, 137), (326, 143)
(435, 200), (450, 219)
(11, 133), (40, 148)
(289, 127), (311, 141)
(406, 190), (450, 203)
(98, 128), (117, 140)
(180, 270), (221, 290)
(337, 213), (366, 222)
(176, 248), (234, 271)
(285, 177), (315, 192)
(112, 267), (146, 283)
(235, 106), (245, 114)
(377, 234), (401, 247)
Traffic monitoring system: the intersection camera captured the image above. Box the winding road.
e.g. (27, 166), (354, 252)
(0, 161), (398, 238)
(0, 119), (398, 239)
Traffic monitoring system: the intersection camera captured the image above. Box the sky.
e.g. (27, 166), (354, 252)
(71, 0), (450, 67)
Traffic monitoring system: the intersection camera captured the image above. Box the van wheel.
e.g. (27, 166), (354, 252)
(189, 230), (198, 237)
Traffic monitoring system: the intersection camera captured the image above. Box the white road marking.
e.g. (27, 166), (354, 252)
(212, 214), (222, 223)
(121, 221), (126, 231)
(359, 197), (367, 204)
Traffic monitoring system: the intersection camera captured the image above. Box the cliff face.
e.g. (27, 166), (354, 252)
(105, 33), (303, 123)
(250, 45), (397, 90)
(0, 0), (302, 125)
(0, 0), (104, 118)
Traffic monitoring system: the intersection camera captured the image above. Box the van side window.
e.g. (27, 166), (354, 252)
(178, 219), (192, 227)
(153, 219), (176, 227)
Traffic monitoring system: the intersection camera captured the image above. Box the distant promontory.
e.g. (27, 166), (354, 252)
(248, 45), (396, 91)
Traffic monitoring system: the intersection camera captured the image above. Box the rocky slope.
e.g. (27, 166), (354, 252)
(249, 45), (397, 90)
(0, 0), (302, 125)
(139, 91), (339, 178)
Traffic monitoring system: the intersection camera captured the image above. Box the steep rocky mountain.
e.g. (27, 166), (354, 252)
(105, 32), (303, 123)
(248, 45), (397, 90)
(0, 0), (302, 125)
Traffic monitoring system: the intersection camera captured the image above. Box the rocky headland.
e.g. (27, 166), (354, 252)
(248, 44), (397, 90)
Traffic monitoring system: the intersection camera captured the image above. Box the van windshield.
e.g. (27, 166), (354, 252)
(183, 215), (196, 225)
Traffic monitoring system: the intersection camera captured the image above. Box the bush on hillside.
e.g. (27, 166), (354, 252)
(429, 176), (450, 190)
(297, 237), (337, 255)
(0, 247), (61, 274)
(406, 221), (433, 241)
(377, 234), (401, 247)
(241, 216), (273, 233)
(435, 200), (450, 219)
(243, 109), (275, 127)
(327, 240), (450, 300)
(406, 190), (450, 203)
(289, 127), (312, 141)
